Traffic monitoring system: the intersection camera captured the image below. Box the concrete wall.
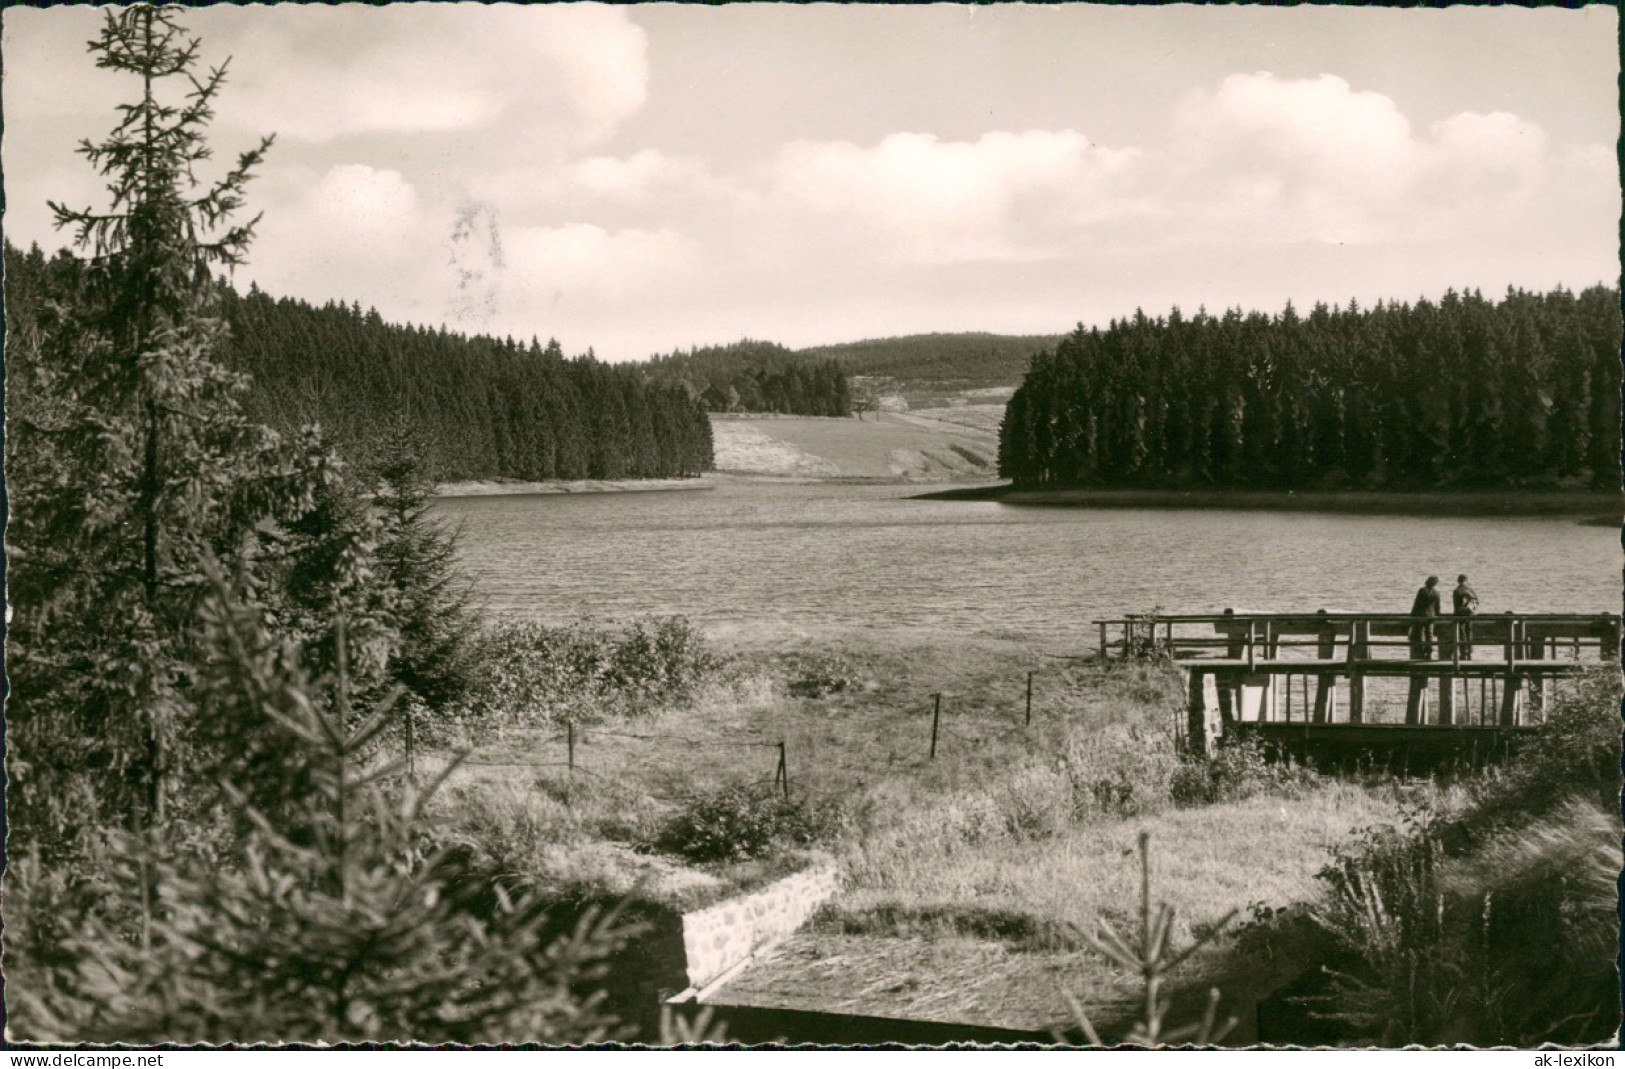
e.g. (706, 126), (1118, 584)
(680, 856), (840, 991)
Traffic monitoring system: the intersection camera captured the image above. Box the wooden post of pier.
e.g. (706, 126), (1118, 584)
(1348, 619), (1368, 724)
(1312, 611), (1337, 723)
(1527, 631), (1547, 717)
(1437, 672), (1456, 726)
(1217, 610), (1241, 728)
(1187, 668), (1209, 755)
(1099, 621), (1109, 661)
(929, 693), (941, 759)
(1405, 676), (1429, 725)
(1500, 618), (1522, 726)
(1025, 671), (1034, 726)
(1499, 673), (1523, 726)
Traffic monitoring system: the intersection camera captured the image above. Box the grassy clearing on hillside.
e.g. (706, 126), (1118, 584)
(901, 404), (1009, 435)
(710, 413), (998, 480)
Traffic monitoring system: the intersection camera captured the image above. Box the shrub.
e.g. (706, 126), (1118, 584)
(994, 765), (1077, 841)
(646, 782), (845, 864)
(461, 616), (721, 727)
(1307, 792), (1618, 1046)
(1170, 735), (1319, 807)
(1456, 667), (1619, 834)
(782, 651), (860, 698)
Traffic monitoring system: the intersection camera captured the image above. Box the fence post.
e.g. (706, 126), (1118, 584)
(1025, 672), (1034, 726)
(930, 693), (941, 759)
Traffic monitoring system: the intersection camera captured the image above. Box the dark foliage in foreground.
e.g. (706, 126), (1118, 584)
(4, 9), (620, 1043)
(1001, 287), (1621, 491)
(7, 576), (630, 1044)
(1302, 671), (1619, 1046)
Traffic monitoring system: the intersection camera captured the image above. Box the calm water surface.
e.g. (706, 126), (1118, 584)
(434, 482), (1619, 645)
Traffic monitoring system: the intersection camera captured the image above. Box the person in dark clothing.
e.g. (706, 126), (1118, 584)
(1409, 575), (1441, 659)
(1452, 574), (1479, 657)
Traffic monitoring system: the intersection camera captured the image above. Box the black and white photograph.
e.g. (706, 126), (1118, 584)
(2, 1), (1620, 1051)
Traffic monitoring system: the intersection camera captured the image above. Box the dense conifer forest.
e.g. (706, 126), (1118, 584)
(641, 338), (852, 416)
(6, 241), (716, 483)
(998, 287), (1621, 491)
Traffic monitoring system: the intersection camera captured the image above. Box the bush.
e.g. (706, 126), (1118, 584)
(782, 651), (859, 698)
(1456, 667), (1619, 834)
(646, 782), (845, 864)
(1170, 735), (1318, 806)
(461, 616), (721, 726)
(1307, 794), (1618, 1046)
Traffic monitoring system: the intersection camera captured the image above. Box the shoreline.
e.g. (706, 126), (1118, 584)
(434, 475), (716, 498)
(913, 482), (1623, 520)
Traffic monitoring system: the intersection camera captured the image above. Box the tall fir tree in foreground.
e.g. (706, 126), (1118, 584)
(7, 4), (331, 843)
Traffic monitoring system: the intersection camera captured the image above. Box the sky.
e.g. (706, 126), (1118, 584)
(3, 3), (1618, 362)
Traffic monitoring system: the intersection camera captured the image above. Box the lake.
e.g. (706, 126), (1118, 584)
(434, 481), (1620, 647)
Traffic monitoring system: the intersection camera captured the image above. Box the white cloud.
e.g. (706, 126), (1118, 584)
(1163, 72), (1614, 250)
(212, 5), (647, 151)
(771, 130), (1145, 263)
(5, 5), (1614, 363)
(312, 165), (420, 236)
(504, 224), (697, 300)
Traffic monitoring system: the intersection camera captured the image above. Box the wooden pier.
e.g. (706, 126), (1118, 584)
(1098, 610), (1619, 766)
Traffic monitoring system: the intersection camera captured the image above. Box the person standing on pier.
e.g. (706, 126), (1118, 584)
(1409, 575), (1441, 658)
(1452, 574), (1479, 657)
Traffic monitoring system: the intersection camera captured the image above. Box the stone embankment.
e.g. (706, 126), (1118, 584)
(673, 855), (840, 997)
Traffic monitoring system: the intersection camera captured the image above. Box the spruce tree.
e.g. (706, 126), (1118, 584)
(7, 7), (356, 849)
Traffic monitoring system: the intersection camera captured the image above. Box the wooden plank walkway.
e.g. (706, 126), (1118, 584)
(1096, 610), (1618, 762)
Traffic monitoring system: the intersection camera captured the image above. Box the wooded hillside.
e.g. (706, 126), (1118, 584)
(6, 241), (716, 483)
(642, 338), (851, 416)
(999, 287), (1620, 491)
(802, 332), (1063, 391)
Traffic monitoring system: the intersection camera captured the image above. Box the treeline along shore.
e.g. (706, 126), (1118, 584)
(998, 286), (1621, 494)
(918, 483), (1623, 521)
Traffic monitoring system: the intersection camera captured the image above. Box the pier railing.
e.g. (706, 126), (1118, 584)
(1098, 611), (1619, 672)
(1097, 610), (1619, 753)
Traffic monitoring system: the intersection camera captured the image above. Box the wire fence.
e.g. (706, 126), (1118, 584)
(397, 651), (1595, 810)
(400, 668), (1074, 807)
